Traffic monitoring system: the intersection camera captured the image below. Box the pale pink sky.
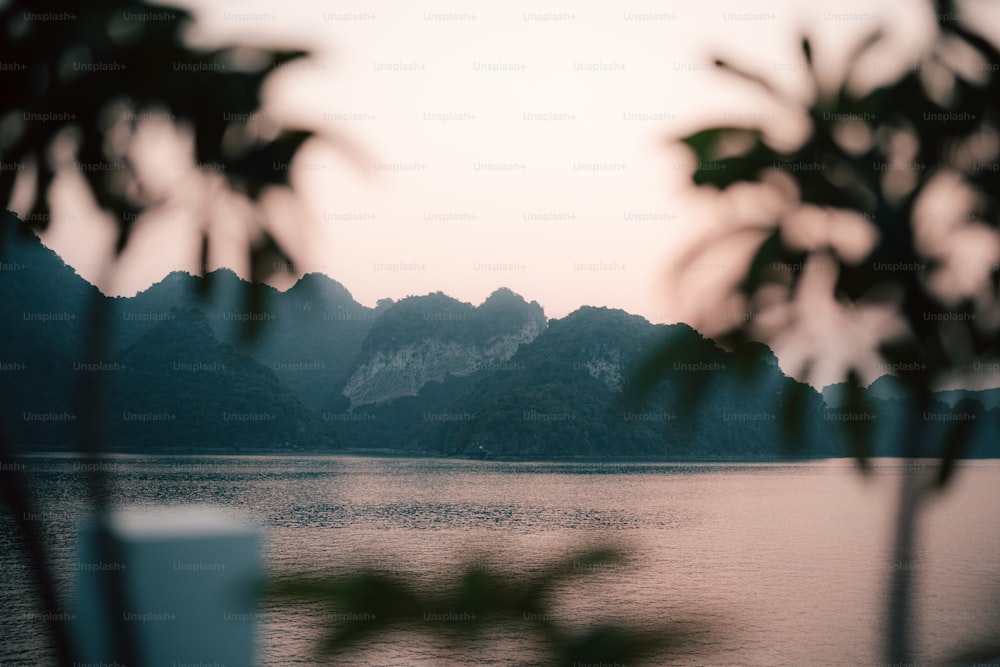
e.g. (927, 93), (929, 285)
(36, 0), (987, 386)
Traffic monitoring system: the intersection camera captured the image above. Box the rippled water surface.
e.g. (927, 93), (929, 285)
(2, 455), (999, 665)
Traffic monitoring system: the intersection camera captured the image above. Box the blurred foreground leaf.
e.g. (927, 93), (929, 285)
(268, 546), (714, 664)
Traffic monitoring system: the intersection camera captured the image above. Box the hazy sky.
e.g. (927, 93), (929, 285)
(40, 0), (940, 332)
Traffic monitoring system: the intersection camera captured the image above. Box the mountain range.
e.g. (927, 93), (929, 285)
(2, 210), (999, 459)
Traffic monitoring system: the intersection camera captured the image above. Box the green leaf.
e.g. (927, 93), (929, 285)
(238, 279), (271, 342)
(713, 58), (783, 100)
(877, 339), (927, 393)
(682, 128), (732, 161)
(681, 129), (776, 189)
(227, 129), (314, 198)
(268, 50), (310, 70)
(196, 234), (212, 297)
(841, 369), (872, 472)
(737, 228), (805, 298)
(557, 625), (670, 667)
(936, 401), (980, 488)
(781, 379), (810, 453)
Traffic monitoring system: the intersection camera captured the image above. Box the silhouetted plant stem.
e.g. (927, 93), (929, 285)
(885, 387), (931, 664)
(0, 431), (76, 666)
(78, 273), (141, 666)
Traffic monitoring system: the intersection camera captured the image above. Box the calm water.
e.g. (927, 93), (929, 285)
(2, 455), (999, 666)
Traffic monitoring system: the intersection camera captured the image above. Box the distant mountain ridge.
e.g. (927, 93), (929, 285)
(112, 268), (379, 410)
(109, 308), (329, 449)
(3, 210), (1000, 459)
(340, 289), (546, 405)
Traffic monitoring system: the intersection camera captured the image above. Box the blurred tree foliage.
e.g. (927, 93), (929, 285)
(0, 0), (332, 290)
(658, 0), (1000, 472)
(0, 1), (339, 664)
(638, 0), (1000, 663)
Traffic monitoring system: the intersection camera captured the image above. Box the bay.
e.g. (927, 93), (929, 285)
(1, 455), (998, 665)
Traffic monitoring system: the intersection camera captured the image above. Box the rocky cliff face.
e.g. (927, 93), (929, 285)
(341, 291), (545, 405)
(577, 345), (625, 391)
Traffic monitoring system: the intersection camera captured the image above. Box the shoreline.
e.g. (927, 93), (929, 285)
(8, 448), (1000, 465)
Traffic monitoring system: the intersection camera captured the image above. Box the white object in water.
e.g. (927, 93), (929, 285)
(73, 505), (262, 666)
